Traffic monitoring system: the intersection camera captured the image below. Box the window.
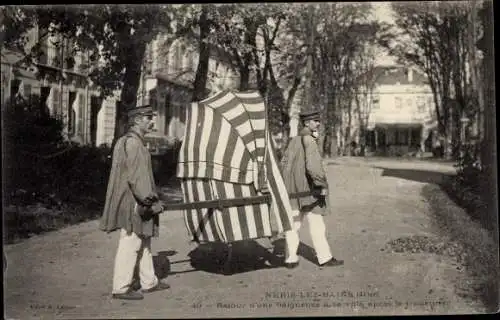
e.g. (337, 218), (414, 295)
(144, 44), (153, 76)
(65, 56), (75, 70)
(395, 97), (402, 109)
(40, 86), (51, 113)
(406, 98), (413, 109)
(68, 91), (77, 136)
(417, 96), (426, 113)
(90, 96), (101, 146)
(52, 88), (61, 116)
(78, 93), (85, 136)
(47, 34), (62, 68)
(164, 94), (171, 136)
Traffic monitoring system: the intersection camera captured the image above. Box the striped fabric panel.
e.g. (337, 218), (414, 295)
(233, 91), (267, 190)
(217, 91), (266, 159)
(177, 101), (254, 184)
(181, 177), (271, 243)
(178, 90), (295, 241)
(264, 129), (297, 233)
(181, 178), (222, 243)
(206, 91), (267, 189)
(210, 179), (271, 242)
(176, 102), (192, 178)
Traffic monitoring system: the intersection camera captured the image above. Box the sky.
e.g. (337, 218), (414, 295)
(370, 1), (396, 23)
(370, 2), (398, 66)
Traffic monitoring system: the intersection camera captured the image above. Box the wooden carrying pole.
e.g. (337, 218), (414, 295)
(158, 191), (317, 212)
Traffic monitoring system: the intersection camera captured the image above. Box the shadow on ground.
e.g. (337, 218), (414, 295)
(185, 240), (283, 276)
(376, 167), (454, 185)
(153, 250), (177, 279)
(177, 239), (319, 276)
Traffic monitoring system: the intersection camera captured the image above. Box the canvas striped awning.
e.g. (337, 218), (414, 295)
(176, 90), (297, 243)
(177, 90), (266, 185)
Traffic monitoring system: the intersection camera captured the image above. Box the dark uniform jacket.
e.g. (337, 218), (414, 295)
(99, 127), (159, 237)
(281, 127), (329, 215)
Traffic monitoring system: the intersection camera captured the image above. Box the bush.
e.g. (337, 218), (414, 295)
(442, 142), (491, 232)
(3, 95), (112, 242)
(3, 96), (112, 205)
(454, 142), (483, 189)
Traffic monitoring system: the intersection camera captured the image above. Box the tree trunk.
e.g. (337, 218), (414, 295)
(239, 67), (250, 91)
(345, 97), (353, 155)
(282, 75), (301, 142)
(302, 5), (315, 118)
(113, 36), (148, 145)
(323, 82), (336, 157)
(238, 21), (258, 92)
(480, 1), (497, 236)
(192, 7), (210, 102)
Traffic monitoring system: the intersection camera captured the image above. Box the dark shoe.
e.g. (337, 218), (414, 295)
(130, 279), (141, 291)
(285, 261), (299, 269)
(112, 291), (144, 300)
(142, 281), (171, 293)
(265, 258), (285, 268)
(320, 258), (344, 267)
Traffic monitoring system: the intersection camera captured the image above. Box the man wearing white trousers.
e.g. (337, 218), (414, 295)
(280, 110), (344, 268)
(99, 105), (170, 300)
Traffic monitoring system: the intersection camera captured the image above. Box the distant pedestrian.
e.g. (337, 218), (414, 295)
(99, 105), (170, 300)
(280, 110), (344, 269)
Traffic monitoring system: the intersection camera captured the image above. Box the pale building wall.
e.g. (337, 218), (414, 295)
(4, 26), (118, 146)
(96, 91), (119, 147)
(370, 84), (434, 124)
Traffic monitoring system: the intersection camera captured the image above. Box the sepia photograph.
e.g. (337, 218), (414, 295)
(2, 2), (498, 318)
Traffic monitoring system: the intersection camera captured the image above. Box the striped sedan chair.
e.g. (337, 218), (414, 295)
(177, 90), (297, 244)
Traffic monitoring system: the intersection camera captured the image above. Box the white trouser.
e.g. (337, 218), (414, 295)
(112, 229), (158, 294)
(285, 210), (333, 265)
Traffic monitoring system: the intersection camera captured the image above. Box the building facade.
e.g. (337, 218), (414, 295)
(1, 26), (119, 147)
(2, 26), (239, 148)
(135, 33), (239, 153)
(345, 65), (438, 156)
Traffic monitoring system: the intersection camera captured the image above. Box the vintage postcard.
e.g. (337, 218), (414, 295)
(2, 2), (498, 318)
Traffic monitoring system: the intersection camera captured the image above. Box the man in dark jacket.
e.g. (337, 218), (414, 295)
(100, 105), (170, 300)
(281, 110), (344, 269)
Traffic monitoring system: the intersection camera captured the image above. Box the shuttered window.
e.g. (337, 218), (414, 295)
(68, 91), (77, 136)
(40, 86), (51, 113)
(78, 93), (85, 136)
(52, 87), (61, 116)
(395, 97), (402, 109)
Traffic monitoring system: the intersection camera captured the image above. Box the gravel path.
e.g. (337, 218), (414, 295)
(4, 159), (488, 319)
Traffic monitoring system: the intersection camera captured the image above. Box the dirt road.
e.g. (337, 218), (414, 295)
(4, 159), (488, 318)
